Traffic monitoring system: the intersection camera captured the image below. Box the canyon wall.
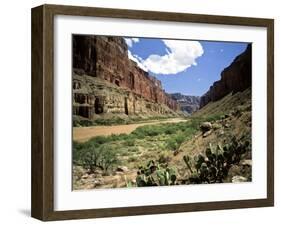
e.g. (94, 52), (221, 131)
(200, 44), (252, 108)
(170, 93), (200, 114)
(72, 35), (179, 120)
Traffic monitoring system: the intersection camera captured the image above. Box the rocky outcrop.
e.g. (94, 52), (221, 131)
(73, 74), (178, 119)
(72, 35), (179, 120)
(200, 45), (252, 108)
(170, 93), (200, 114)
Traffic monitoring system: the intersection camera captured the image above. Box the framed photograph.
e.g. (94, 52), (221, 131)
(31, 4), (274, 221)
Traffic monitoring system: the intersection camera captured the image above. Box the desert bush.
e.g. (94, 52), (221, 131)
(165, 133), (186, 151)
(204, 114), (223, 122)
(74, 142), (119, 173)
(123, 139), (135, 146)
(93, 117), (127, 126)
(166, 139), (178, 151)
(128, 156), (138, 162)
(158, 152), (171, 164)
(174, 133), (185, 143)
(73, 141), (90, 165)
(127, 147), (139, 152)
(98, 146), (120, 172)
(92, 135), (109, 145)
(73, 119), (94, 127)
(133, 125), (162, 137)
(164, 127), (175, 135)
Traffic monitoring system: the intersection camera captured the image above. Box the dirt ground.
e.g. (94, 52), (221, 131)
(73, 118), (187, 142)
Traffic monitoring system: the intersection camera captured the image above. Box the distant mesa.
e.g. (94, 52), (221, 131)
(200, 44), (252, 108)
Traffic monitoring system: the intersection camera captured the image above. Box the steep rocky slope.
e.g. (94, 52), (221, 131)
(200, 44), (251, 108)
(194, 88), (251, 117)
(170, 93), (200, 114)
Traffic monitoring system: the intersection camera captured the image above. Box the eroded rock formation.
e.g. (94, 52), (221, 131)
(170, 93), (200, 114)
(72, 35), (179, 120)
(200, 44), (252, 108)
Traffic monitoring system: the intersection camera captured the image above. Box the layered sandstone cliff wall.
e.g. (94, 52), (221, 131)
(72, 35), (179, 120)
(200, 44), (252, 108)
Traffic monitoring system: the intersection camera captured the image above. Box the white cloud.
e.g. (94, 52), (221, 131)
(128, 50), (148, 72)
(142, 39), (204, 74)
(126, 39), (204, 75)
(132, 38), (139, 43)
(124, 38), (140, 47)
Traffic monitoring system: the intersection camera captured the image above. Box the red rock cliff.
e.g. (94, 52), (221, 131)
(73, 35), (178, 111)
(200, 44), (252, 108)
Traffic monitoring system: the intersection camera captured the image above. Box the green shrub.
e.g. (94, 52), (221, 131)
(93, 117), (127, 126)
(75, 143), (119, 173)
(73, 119), (94, 127)
(127, 147), (139, 152)
(165, 133), (186, 151)
(166, 139), (178, 150)
(73, 141), (90, 165)
(128, 156), (138, 162)
(158, 152), (171, 164)
(204, 114), (223, 122)
(164, 127), (174, 135)
(124, 139), (135, 146)
(92, 136), (109, 145)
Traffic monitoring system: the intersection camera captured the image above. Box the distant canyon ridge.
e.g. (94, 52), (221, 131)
(72, 35), (251, 121)
(170, 94), (200, 115)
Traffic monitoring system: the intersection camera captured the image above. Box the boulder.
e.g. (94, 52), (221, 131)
(200, 122), (212, 132)
(203, 130), (212, 138)
(224, 123), (231, 128)
(218, 129), (225, 136)
(116, 166), (129, 172)
(232, 176), (247, 183)
(81, 174), (89, 179)
(240, 159), (252, 166)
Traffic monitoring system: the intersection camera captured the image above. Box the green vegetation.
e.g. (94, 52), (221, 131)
(73, 115), (223, 177)
(73, 98), (252, 189)
(183, 134), (251, 184)
(73, 115), (181, 127)
(73, 118), (94, 127)
(134, 134), (251, 187)
(136, 160), (177, 186)
(73, 140), (119, 174)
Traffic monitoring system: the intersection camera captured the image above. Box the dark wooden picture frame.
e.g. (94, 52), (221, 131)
(31, 4), (274, 221)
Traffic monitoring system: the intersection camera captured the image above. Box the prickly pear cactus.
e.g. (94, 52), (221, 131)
(183, 134), (251, 184)
(136, 160), (177, 186)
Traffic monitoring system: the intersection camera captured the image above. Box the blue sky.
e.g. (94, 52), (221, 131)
(125, 37), (248, 96)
